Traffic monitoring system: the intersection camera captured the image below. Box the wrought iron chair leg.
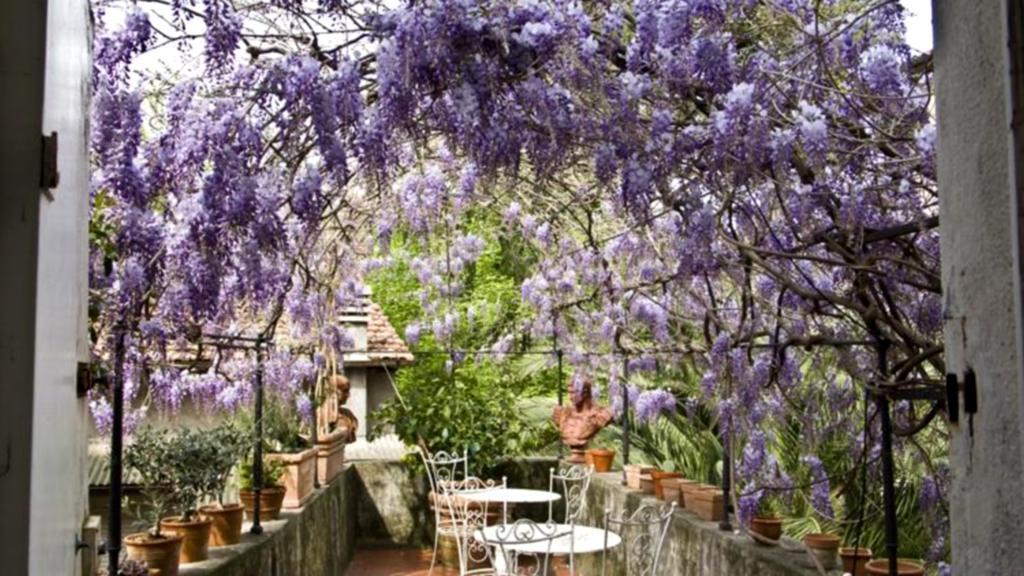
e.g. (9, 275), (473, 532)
(428, 527), (439, 576)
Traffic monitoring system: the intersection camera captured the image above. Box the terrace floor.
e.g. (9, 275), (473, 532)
(346, 548), (573, 576)
(346, 548), (451, 576)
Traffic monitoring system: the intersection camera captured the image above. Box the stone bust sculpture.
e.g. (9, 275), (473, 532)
(331, 374), (358, 444)
(552, 377), (613, 463)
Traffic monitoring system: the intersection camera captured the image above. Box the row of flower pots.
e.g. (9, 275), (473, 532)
(620, 465), (925, 576)
(120, 425), (348, 576)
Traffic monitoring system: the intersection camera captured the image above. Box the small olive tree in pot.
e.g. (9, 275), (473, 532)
(123, 427), (185, 576)
(197, 423), (249, 546)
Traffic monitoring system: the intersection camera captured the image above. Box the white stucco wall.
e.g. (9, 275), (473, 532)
(347, 368), (369, 437)
(30, 0), (93, 573)
(935, 1), (1024, 572)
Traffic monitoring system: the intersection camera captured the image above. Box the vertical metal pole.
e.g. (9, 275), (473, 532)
(621, 353), (630, 486)
(719, 433), (732, 531)
(107, 327), (127, 575)
(556, 348), (564, 460)
(251, 338), (265, 535)
(876, 340), (898, 576)
(310, 353), (320, 490)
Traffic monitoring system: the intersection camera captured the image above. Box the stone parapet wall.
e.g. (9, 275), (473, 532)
(181, 457), (560, 575)
(576, 472), (833, 576)
(177, 461), (828, 575)
(180, 467), (356, 576)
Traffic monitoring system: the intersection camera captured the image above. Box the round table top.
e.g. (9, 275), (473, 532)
(475, 524), (622, 555)
(461, 488), (562, 504)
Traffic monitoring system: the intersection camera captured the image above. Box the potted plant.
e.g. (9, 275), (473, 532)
(676, 479), (702, 508)
(650, 464), (683, 500)
(839, 546), (873, 576)
(123, 427), (185, 576)
(238, 456), (287, 521)
(585, 446), (616, 473)
(689, 487), (725, 522)
(864, 559), (925, 575)
(262, 399), (318, 508)
(197, 423), (249, 547)
(624, 464), (654, 489)
(158, 428), (216, 564)
(804, 532), (840, 570)
(749, 493), (784, 544)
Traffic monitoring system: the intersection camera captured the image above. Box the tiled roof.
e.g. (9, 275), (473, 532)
(88, 441), (142, 487)
(365, 303), (415, 365)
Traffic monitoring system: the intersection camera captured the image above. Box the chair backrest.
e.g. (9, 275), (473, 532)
(601, 503), (676, 576)
(548, 464), (593, 523)
(441, 476), (507, 575)
(481, 518), (573, 576)
(417, 446), (469, 496)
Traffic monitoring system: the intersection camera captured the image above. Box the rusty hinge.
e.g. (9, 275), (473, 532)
(77, 362), (96, 398)
(41, 131), (59, 200)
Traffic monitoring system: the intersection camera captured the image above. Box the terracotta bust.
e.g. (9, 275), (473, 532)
(331, 374), (358, 444)
(552, 377), (613, 463)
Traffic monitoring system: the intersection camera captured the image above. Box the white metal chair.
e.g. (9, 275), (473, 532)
(418, 447), (470, 575)
(480, 518), (575, 576)
(548, 464), (594, 524)
(440, 476), (508, 575)
(600, 503), (676, 576)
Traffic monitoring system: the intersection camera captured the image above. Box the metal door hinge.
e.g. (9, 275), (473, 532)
(41, 131), (59, 200)
(77, 362), (96, 398)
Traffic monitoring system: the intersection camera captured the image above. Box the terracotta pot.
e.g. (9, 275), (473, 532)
(315, 430), (347, 484)
(588, 449), (615, 473)
(124, 532), (184, 576)
(840, 547), (873, 576)
(804, 533), (840, 570)
(266, 447), (318, 508)
(199, 503), (244, 547)
(749, 516), (783, 543)
(639, 475), (655, 495)
(689, 488), (724, 522)
(676, 480), (701, 508)
(650, 470), (683, 500)
(240, 486), (286, 521)
(160, 516), (213, 564)
(624, 465), (654, 490)
(661, 477), (684, 503)
(864, 559), (925, 576)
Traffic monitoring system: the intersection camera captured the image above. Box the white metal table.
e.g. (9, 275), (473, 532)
(461, 488), (562, 505)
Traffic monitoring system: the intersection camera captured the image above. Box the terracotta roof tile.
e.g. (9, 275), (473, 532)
(366, 302), (415, 364)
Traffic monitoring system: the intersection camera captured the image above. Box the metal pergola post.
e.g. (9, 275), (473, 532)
(107, 326), (127, 576)
(310, 351), (320, 490)
(556, 348), (564, 460)
(620, 352), (630, 486)
(876, 339), (899, 576)
(251, 336), (266, 535)
(719, 432), (732, 531)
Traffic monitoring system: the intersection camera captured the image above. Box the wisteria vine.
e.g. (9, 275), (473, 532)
(89, 0), (947, 561)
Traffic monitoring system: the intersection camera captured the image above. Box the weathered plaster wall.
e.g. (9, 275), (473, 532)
(183, 461), (832, 576)
(180, 468), (357, 576)
(934, 1), (1024, 573)
(181, 458), (560, 575)
(575, 473), (828, 576)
